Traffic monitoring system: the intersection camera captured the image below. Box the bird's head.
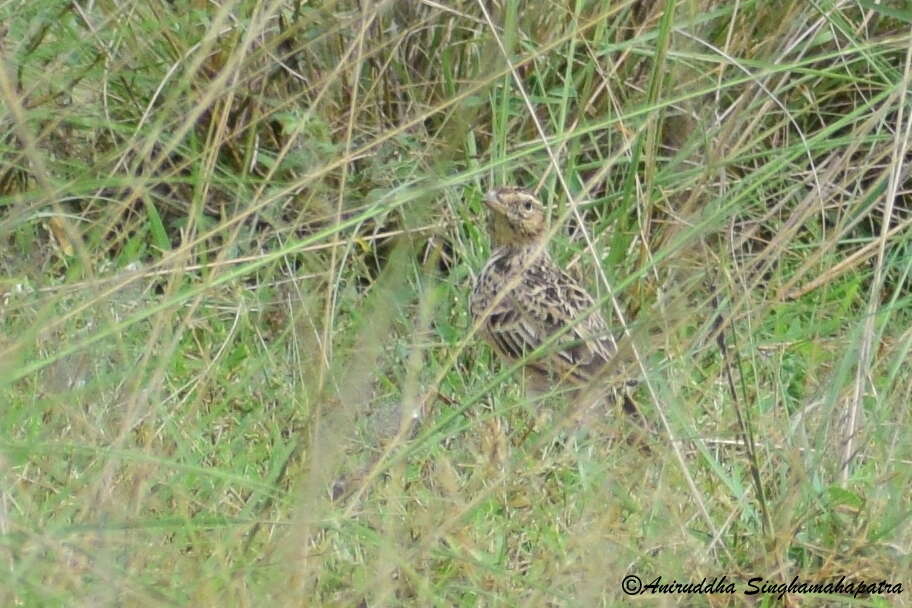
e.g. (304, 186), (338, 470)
(483, 187), (546, 247)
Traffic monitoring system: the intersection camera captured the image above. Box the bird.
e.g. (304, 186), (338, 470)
(470, 186), (634, 413)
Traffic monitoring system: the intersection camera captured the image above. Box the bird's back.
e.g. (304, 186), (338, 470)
(472, 246), (618, 387)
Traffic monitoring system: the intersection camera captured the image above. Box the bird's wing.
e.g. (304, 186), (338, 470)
(472, 254), (619, 384)
(513, 266), (617, 382)
(473, 289), (543, 364)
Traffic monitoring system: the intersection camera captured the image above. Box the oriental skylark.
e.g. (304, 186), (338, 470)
(471, 187), (633, 411)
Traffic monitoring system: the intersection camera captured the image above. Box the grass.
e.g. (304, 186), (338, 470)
(1, 0), (911, 605)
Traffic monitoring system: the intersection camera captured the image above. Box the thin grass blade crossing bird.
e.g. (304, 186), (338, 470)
(471, 186), (635, 413)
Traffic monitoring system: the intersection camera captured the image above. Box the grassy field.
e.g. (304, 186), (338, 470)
(2, 0), (911, 605)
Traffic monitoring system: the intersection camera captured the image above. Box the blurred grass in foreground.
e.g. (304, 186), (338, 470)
(1, 0), (911, 605)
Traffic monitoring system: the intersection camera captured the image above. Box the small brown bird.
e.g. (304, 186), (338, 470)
(471, 187), (631, 409)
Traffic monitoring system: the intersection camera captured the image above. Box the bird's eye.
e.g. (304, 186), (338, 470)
(523, 200), (533, 211)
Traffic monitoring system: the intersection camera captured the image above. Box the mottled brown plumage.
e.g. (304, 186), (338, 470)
(471, 187), (627, 402)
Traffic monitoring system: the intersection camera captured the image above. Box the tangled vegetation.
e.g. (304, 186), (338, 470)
(1, 1), (910, 605)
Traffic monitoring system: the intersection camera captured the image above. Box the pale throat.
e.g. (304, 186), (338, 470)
(489, 214), (545, 250)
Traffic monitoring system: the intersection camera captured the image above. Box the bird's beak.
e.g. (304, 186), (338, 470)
(483, 189), (501, 210)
